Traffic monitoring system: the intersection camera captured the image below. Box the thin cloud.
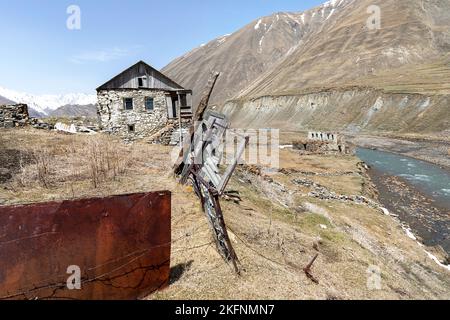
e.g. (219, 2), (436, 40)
(69, 47), (133, 64)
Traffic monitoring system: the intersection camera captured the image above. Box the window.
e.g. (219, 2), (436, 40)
(124, 98), (133, 110)
(179, 94), (187, 107)
(138, 77), (146, 88)
(145, 97), (154, 111)
(128, 124), (135, 132)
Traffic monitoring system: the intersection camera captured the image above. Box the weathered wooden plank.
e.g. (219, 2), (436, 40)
(218, 136), (249, 194)
(97, 61), (184, 91)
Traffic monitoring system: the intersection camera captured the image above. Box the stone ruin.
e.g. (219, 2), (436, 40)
(293, 131), (350, 154)
(0, 104), (29, 128)
(308, 131), (338, 143)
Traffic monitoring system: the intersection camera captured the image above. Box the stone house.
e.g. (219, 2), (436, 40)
(96, 61), (193, 141)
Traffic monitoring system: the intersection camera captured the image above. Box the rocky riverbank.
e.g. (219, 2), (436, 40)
(355, 145), (450, 266)
(368, 169), (449, 264)
(350, 134), (450, 170)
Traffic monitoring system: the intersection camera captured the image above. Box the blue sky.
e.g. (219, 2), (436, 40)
(0, 0), (324, 94)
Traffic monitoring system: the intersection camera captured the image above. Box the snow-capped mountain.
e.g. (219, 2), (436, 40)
(0, 86), (97, 116)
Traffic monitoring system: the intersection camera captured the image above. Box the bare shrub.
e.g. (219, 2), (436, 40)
(85, 136), (134, 188)
(10, 132), (137, 193)
(32, 149), (52, 188)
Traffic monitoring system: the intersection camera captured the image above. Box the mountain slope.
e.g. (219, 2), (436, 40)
(162, 2), (347, 107)
(0, 95), (15, 105)
(48, 104), (97, 118)
(237, 0), (450, 99)
(164, 0), (450, 133)
(165, 0), (450, 104)
(162, 0), (371, 106)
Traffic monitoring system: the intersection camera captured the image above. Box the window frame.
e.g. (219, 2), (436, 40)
(138, 76), (147, 88)
(145, 97), (154, 112)
(124, 98), (134, 110)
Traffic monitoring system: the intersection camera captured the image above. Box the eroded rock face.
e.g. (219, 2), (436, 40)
(97, 89), (169, 141)
(0, 104), (29, 128)
(221, 90), (450, 133)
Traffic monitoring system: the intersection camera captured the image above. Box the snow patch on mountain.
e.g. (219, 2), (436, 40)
(300, 13), (305, 24)
(326, 8), (336, 20)
(254, 19), (263, 30)
(0, 86), (97, 115)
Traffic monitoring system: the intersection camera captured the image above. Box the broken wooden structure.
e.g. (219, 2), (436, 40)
(0, 191), (171, 300)
(174, 73), (248, 274)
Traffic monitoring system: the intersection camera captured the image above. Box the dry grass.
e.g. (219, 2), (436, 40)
(22, 134), (133, 190)
(153, 147), (450, 300)
(0, 128), (172, 204)
(0, 128), (449, 300)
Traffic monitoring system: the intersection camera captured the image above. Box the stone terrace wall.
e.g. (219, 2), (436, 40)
(97, 89), (168, 141)
(0, 104), (29, 128)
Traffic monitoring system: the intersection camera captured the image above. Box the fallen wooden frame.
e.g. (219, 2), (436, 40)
(174, 73), (248, 274)
(181, 112), (248, 274)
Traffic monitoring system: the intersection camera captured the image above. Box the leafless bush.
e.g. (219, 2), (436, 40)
(85, 137), (133, 188)
(11, 133), (137, 192)
(32, 149), (52, 188)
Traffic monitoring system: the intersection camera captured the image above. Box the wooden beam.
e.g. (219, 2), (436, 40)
(193, 71), (220, 123)
(177, 93), (182, 146)
(217, 135), (249, 194)
(173, 72), (221, 173)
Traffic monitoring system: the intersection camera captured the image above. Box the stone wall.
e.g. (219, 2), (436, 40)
(293, 131), (350, 155)
(97, 89), (169, 141)
(293, 140), (348, 154)
(148, 118), (192, 145)
(0, 104), (29, 128)
(308, 131), (338, 143)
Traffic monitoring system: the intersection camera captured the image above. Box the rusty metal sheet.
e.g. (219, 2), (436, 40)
(0, 191), (171, 300)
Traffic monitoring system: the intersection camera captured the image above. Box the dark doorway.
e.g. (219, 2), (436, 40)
(171, 96), (178, 118)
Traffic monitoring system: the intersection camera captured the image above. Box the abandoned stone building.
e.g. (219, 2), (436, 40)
(308, 131), (338, 143)
(293, 131), (349, 154)
(0, 104), (29, 128)
(96, 61), (193, 142)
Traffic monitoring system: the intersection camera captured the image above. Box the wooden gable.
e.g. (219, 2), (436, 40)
(97, 61), (185, 91)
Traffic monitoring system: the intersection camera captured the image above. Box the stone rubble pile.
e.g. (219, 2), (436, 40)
(309, 186), (380, 209)
(148, 119), (192, 145)
(0, 103), (102, 135)
(281, 168), (356, 177)
(292, 177), (381, 210)
(30, 118), (54, 130)
(292, 178), (315, 188)
(0, 104), (29, 128)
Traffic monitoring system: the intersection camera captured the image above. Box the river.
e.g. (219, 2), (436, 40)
(356, 148), (450, 256)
